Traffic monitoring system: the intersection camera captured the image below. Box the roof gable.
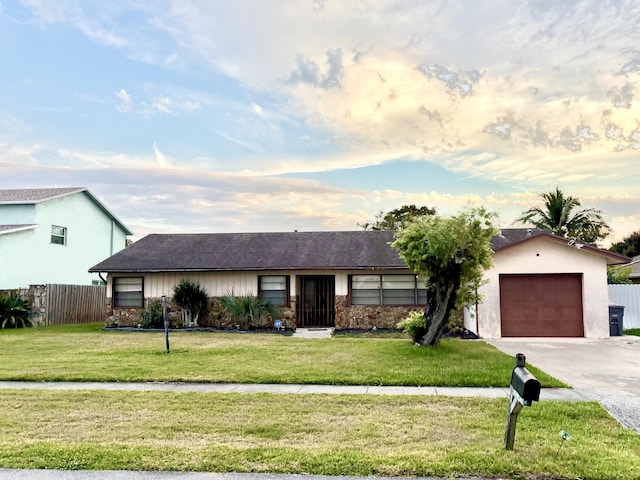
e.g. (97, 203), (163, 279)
(90, 231), (405, 273)
(0, 187), (133, 236)
(494, 228), (629, 265)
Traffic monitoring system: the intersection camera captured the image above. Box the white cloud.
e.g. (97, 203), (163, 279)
(251, 103), (265, 117)
(182, 99), (201, 111)
(152, 96), (173, 114)
(152, 142), (172, 168)
(7, 1), (640, 242)
(115, 88), (132, 112)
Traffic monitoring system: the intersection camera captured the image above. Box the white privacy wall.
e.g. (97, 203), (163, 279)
(470, 236), (609, 338)
(608, 284), (640, 329)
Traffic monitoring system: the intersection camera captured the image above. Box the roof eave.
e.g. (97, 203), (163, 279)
(0, 224), (38, 235)
(494, 231), (630, 264)
(80, 190), (134, 236)
(89, 265), (409, 274)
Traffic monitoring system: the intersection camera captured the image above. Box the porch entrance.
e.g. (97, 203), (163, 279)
(296, 275), (335, 327)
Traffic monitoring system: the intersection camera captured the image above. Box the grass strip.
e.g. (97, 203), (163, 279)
(0, 324), (564, 387)
(0, 390), (637, 479)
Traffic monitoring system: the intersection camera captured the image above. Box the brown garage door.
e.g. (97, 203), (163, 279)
(500, 274), (584, 337)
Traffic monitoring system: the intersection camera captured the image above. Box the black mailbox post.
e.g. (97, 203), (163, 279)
(510, 364), (541, 405)
(504, 353), (541, 450)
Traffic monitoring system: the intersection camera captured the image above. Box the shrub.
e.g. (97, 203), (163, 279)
(397, 310), (426, 344)
(220, 292), (279, 330)
(172, 279), (209, 327)
(141, 300), (164, 329)
(0, 292), (33, 329)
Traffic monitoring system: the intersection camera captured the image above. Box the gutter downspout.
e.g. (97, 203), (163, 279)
(475, 288), (480, 337)
(110, 220), (115, 255)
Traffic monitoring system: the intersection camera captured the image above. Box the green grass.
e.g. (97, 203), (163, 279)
(0, 323), (565, 387)
(0, 389), (637, 479)
(624, 328), (640, 336)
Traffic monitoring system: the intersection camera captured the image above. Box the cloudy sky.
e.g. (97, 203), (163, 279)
(1, 1), (639, 244)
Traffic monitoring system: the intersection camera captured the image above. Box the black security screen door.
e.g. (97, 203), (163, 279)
(297, 275), (335, 327)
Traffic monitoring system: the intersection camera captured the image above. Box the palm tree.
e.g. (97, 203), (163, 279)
(172, 279), (210, 327)
(516, 187), (609, 244)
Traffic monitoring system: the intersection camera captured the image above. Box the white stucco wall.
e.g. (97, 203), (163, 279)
(0, 204), (36, 224)
(0, 192), (129, 288)
(467, 237), (609, 339)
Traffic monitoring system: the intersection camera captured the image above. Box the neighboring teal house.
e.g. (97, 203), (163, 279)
(0, 187), (132, 289)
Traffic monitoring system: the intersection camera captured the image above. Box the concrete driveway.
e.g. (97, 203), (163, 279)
(487, 335), (640, 433)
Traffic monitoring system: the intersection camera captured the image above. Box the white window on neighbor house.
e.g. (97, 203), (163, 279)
(350, 274), (427, 306)
(113, 277), (144, 308)
(50, 225), (67, 245)
(259, 275), (289, 306)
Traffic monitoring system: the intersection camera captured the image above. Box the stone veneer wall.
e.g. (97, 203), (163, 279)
(334, 295), (418, 330)
(107, 296), (297, 329)
(0, 285), (47, 326)
(107, 295), (416, 330)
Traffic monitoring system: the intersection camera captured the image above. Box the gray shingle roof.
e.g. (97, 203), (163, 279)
(0, 187), (85, 203)
(626, 255), (640, 278)
(491, 228), (545, 250)
(90, 231), (406, 273)
(90, 227), (630, 273)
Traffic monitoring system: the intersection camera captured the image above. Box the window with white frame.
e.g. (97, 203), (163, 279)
(259, 275), (289, 306)
(50, 225), (67, 245)
(351, 274), (427, 306)
(113, 277), (144, 308)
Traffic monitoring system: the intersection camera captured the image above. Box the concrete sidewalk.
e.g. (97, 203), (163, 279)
(0, 380), (588, 401)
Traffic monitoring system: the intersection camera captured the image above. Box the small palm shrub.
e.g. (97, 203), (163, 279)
(0, 292), (33, 329)
(397, 310), (426, 344)
(220, 292), (279, 330)
(172, 279), (209, 327)
(141, 300), (164, 329)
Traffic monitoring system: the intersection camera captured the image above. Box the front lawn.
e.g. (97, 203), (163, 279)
(0, 390), (637, 479)
(0, 323), (565, 387)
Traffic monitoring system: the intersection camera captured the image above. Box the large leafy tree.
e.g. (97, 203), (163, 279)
(516, 187), (609, 244)
(607, 265), (632, 284)
(392, 208), (497, 346)
(609, 230), (640, 258)
(359, 204), (436, 230)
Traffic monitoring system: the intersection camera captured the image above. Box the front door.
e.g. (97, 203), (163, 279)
(297, 275), (335, 327)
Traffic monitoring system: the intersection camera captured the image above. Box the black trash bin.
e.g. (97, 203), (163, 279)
(609, 305), (625, 336)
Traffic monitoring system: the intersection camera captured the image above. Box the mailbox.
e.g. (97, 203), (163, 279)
(504, 353), (541, 450)
(510, 366), (541, 404)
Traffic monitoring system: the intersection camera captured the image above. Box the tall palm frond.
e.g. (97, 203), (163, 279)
(517, 187), (609, 244)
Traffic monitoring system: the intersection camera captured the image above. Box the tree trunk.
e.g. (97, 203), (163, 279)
(419, 263), (462, 346)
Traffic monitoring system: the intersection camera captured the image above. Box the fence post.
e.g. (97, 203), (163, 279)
(163, 295), (170, 353)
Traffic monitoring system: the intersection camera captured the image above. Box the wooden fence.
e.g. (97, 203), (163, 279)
(44, 284), (107, 325)
(1, 284), (107, 326)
